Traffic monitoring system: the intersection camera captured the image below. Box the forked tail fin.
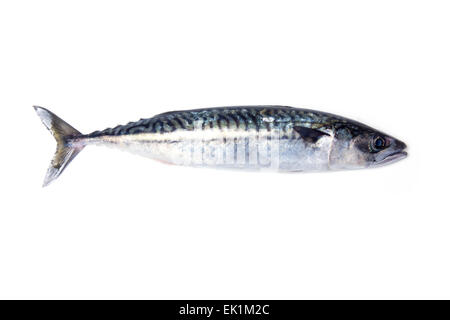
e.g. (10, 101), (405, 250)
(34, 106), (85, 187)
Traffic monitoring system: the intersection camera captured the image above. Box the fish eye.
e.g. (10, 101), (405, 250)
(370, 136), (386, 152)
(374, 137), (384, 148)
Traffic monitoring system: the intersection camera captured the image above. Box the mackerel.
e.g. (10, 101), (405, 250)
(34, 105), (407, 186)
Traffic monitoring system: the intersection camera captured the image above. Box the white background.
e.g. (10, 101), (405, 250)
(0, 0), (449, 299)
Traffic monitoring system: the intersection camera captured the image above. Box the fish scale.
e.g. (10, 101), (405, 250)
(90, 106), (293, 136)
(85, 107), (297, 168)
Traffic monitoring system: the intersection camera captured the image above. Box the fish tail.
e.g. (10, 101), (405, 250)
(34, 106), (85, 187)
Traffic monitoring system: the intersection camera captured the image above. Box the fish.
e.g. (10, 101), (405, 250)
(34, 105), (407, 186)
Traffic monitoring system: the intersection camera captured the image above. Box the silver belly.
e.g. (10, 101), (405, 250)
(88, 128), (333, 172)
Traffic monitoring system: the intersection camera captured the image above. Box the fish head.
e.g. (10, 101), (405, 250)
(329, 123), (408, 170)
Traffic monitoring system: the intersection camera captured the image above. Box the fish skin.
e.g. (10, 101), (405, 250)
(34, 105), (408, 186)
(86, 106), (366, 137)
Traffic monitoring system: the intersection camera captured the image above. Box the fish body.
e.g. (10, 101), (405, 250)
(34, 105), (407, 186)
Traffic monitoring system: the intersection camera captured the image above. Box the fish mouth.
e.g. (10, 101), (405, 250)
(374, 151), (408, 167)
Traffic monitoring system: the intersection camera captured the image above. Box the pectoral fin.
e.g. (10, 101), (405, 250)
(293, 126), (330, 143)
